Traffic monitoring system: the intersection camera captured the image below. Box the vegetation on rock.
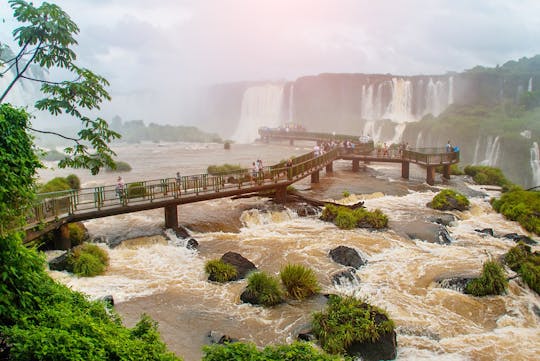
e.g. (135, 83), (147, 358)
(491, 188), (540, 235)
(68, 243), (110, 277)
(279, 264), (321, 300)
(106, 160), (132, 172)
(464, 261), (508, 296)
(207, 163), (244, 175)
(205, 259), (238, 283)
(67, 222), (88, 247)
(504, 243), (540, 294)
(321, 204), (388, 229)
(312, 295), (395, 355)
(244, 272), (283, 307)
(429, 189), (470, 211)
(464, 165), (513, 190)
(127, 182), (147, 199)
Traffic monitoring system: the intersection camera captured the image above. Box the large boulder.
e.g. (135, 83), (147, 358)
(220, 252), (257, 279)
(435, 276), (476, 293)
(503, 233), (538, 245)
(329, 246), (367, 268)
(347, 327), (397, 361)
(331, 268), (360, 286)
(186, 238), (199, 250)
(48, 251), (71, 272)
(427, 213), (457, 226)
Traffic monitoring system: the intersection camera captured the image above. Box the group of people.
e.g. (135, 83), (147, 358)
(446, 140), (459, 153)
(252, 159), (264, 179)
(375, 141), (411, 158)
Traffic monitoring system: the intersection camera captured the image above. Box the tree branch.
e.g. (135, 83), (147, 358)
(29, 127), (81, 143)
(20, 74), (82, 85)
(0, 41), (41, 103)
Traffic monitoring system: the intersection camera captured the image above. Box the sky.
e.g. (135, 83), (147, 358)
(2, 0), (540, 125)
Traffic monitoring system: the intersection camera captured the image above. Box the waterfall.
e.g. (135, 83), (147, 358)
(473, 137), (482, 164)
(288, 84), (294, 124)
(531, 142), (540, 186)
(231, 84), (284, 144)
(448, 76), (454, 105)
(528, 77), (533, 92)
(0, 67), (40, 106)
(391, 123), (407, 144)
(374, 82), (385, 120)
(424, 78), (449, 117)
(415, 130), (423, 148)
(362, 120), (384, 142)
(385, 78), (414, 122)
(480, 136), (501, 166)
(361, 84), (375, 120)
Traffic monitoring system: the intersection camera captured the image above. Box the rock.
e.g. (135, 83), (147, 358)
(503, 233), (538, 245)
(331, 268), (360, 286)
(99, 295), (114, 307)
(186, 238), (199, 250)
(172, 226), (190, 239)
(207, 331), (238, 344)
(475, 228), (495, 236)
(438, 227), (454, 244)
(428, 213), (457, 226)
(329, 246), (367, 269)
(297, 331), (316, 342)
(435, 276), (475, 293)
(295, 204), (320, 217)
(346, 316), (397, 361)
(221, 252), (257, 280)
(396, 221), (452, 244)
(240, 289), (259, 305)
(48, 251), (71, 272)
(533, 304), (540, 319)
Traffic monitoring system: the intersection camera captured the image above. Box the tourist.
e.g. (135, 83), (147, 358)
(176, 172), (182, 190)
(116, 176), (124, 200)
(446, 140), (452, 153)
(252, 161), (259, 180)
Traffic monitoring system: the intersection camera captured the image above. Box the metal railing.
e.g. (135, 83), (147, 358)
(402, 148), (460, 165)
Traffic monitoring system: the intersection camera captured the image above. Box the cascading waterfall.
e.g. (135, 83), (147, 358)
(384, 78), (414, 122)
(448, 76), (454, 104)
(531, 142), (540, 187)
(362, 120), (384, 143)
(231, 84), (284, 144)
(0, 67), (41, 106)
(528, 77), (533, 92)
(424, 78), (449, 117)
(415, 130), (423, 148)
(473, 137), (482, 165)
(288, 84), (294, 124)
(480, 136), (501, 166)
(361, 84), (375, 120)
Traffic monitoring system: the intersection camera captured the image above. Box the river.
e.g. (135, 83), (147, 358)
(42, 141), (540, 361)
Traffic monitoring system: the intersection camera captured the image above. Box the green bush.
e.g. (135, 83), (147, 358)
(463, 165), (512, 189)
(321, 204), (388, 229)
(127, 182), (147, 199)
(38, 177), (71, 193)
(342, 190), (350, 198)
(68, 243), (109, 277)
(244, 272), (283, 307)
(202, 341), (341, 361)
(429, 189), (470, 211)
(106, 160), (132, 172)
(504, 243), (531, 270)
(491, 189), (540, 235)
(279, 264), (320, 300)
(65, 174), (81, 190)
(205, 259), (238, 283)
(41, 149), (66, 161)
(67, 222), (88, 247)
(519, 262), (540, 294)
(334, 211), (357, 229)
(354, 208), (388, 229)
(312, 295), (394, 355)
(207, 163), (244, 175)
(504, 243), (540, 294)
(464, 261), (508, 296)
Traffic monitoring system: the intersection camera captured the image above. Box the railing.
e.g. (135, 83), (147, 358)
(402, 148), (460, 165)
(24, 149), (340, 229)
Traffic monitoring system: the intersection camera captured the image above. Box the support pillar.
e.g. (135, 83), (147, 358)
(289, 139), (294, 146)
(325, 162), (333, 173)
(352, 159), (360, 172)
(275, 186), (287, 203)
(401, 161), (410, 179)
(164, 204), (179, 229)
(53, 224), (71, 250)
(311, 170), (320, 183)
(426, 166), (436, 186)
(443, 164), (451, 180)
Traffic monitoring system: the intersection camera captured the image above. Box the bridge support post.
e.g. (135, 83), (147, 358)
(325, 162), (333, 173)
(275, 186), (287, 203)
(352, 159), (360, 172)
(289, 139), (294, 146)
(311, 170), (320, 183)
(401, 161), (410, 179)
(164, 205), (179, 229)
(442, 164), (451, 179)
(53, 224), (71, 250)
(426, 166), (436, 186)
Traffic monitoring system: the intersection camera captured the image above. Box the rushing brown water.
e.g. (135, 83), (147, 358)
(43, 141), (540, 361)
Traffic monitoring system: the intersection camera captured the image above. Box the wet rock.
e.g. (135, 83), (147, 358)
(99, 295), (115, 307)
(207, 331), (238, 344)
(220, 252), (257, 280)
(239, 289), (259, 305)
(427, 213), (457, 226)
(438, 227), (454, 244)
(475, 228), (494, 236)
(346, 319), (397, 361)
(331, 268), (360, 286)
(503, 233), (538, 245)
(48, 251), (71, 272)
(186, 238), (199, 250)
(435, 276), (475, 293)
(297, 331), (316, 342)
(295, 204), (320, 217)
(533, 304), (540, 319)
(397, 221), (452, 244)
(329, 246), (367, 269)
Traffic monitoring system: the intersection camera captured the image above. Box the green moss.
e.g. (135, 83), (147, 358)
(244, 271), (283, 307)
(334, 211), (357, 229)
(207, 163), (244, 175)
(204, 259), (238, 283)
(491, 189), (540, 235)
(464, 165), (513, 189)
(312, 295), (395, 355)
(504, 243), (540, 294)
(279, 264), (320, 300)
(430, 189), (470, 211)
(68, 243), (110, 277)
(464, 261), (508, 296)
(321, 204), (388, 229)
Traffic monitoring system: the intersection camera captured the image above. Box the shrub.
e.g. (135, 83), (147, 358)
(334, 211), (357, 229)
(429, 189), (470, 211)
(65, 174), (81, 190)
(279, 264), (320, 300)
(491, 189), (540, 235)
(519, 262), (540, 294)
(127, 182), (147, 199)
(244, 272), (283, 307)
(436, 164), (464, 175)
(321, 204), (388, 229)
(464, 261), (508, 296)
(504, 243), (531, 270)
(463, 165), (512, 189)
(312, 295), (394, 354)
(354, 208), (388, 229)
(38, 177), (71, 193)
(68, 243), (109, 277)
(207, 163), (244, 175)
(504, 243), (540, 294)
(67, 222), (88, 247)
(342, 190), (350, 198)
(204, 259), (238, 283)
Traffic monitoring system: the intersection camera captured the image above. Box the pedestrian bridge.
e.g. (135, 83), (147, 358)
(21, 140), (459, 245)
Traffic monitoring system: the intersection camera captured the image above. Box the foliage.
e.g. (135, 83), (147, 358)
(207, 163), (244, 175)
(106, 160), (132, 172)
(0, 233), (181, 360)
(429, 189), (470, 211)
(342, 190), (350, 198)
(38, 177), (71, 193)
(41, 149), (66, 161)
(279, 264), (321, 300)
(127, 182), (147, 199)
(67, 243), (109, 277)
(464, 261), (508, 296)
(244, 272), (283, 307)
(202, 341), (342, 361)
(504, 243), (540, 294)
(0, 105), (42, 234)
(321, 204), (388, 229)
(67, 222), (87, 247)
(65, 174), (81, 190)
(464, 165), (513, 189)
(1, 0), (121, 175)
(491, 189), (540, 235)
(204, 259), (238, 283)
(435, 164), (464, 175)
(312, 295), (394, 355)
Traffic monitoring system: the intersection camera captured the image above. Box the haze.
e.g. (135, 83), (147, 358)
(1, 0), (540, 126)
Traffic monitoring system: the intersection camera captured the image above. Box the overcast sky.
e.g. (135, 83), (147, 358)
(2, 0), (540, 125)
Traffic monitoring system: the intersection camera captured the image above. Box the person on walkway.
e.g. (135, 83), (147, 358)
(116, 176), (125, 200)
(446, 140), (452, 153)
(176, 172), (182, 192)
(383, 143), (389, 157)
(252, 161), (259, 181)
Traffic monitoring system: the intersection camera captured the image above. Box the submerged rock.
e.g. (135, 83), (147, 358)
(329, 246), (367, 269)
(186, 238), (199, 250)
(220, 252), (257, 279)
(475, 228), (495, 236)
(206, 330), (238, 344)
(503, 233), (538, 245)
(435, 276), (476, 293)
(48, 251), (70, 272)
(427, 213), (457, 226)
(331, 268), (360, 286)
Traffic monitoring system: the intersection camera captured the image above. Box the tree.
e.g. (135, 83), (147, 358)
(0, 0), (120, 175)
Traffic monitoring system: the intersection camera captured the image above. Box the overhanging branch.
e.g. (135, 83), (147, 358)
(29, 127), (81, 143)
